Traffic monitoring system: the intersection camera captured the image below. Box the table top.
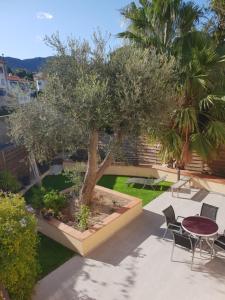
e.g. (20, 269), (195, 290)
(182, 216), (219, 237)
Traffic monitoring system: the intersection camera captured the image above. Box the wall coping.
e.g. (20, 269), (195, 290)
(41, 185), (141, 242)
(63, 160), (225, 187)
(151, 164), (225, 185)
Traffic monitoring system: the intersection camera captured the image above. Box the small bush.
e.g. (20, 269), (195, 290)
(0, 193), (39, 300)
(29, 186), (46, 210)
(76, 204), (90, 231)
(43, 190), (67, 215)
(63, 162), (86, 196)
(0, 170), (21, 193)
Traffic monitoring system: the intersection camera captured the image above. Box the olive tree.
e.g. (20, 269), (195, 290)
(9, 34), (176, 205)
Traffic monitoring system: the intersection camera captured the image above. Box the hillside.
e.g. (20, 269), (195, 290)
(4, 57), (50, 73)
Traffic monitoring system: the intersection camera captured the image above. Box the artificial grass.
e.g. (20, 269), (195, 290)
(38, 233), (75, 279)
(42, 174), (73, 191)
(98, 175), (172, 206)
(24, 174), (73, 204)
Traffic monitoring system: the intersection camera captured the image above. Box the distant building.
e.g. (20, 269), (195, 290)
(33, 72), (47, 92)
(7, 74), (33, 104)
(0, 59), (9, 107)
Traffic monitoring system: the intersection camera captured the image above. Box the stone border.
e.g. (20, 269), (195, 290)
(37, 185), (142, 256)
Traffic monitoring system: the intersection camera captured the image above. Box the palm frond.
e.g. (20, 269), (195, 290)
(159, 129), (182, 162)
(206, 121), (225, 146)
(173, 107), (198, 134)
(190, 132), (214, 160)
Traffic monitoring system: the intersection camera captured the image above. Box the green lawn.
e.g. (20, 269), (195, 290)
(38, 233), (75, 279)
(98, 175), (172, 206)
(24, 174), (73, 204)
(25, 173), (172, 207)
(42, 174), (74, 191)
(25, 176), (75, 279)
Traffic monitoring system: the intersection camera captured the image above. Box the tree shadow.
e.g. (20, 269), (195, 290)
(34, 256), (100, 300)
(88, 209), (165, 265)
(97, 175), (117, 189)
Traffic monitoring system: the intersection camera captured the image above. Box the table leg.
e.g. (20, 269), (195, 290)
(199, 237), (214, 258)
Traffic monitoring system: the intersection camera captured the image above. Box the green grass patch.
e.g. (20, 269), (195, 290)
(98, 175), (172, 206)
(24, 174), (73, 204)
(42, 174), (73, 191)
(38, 233), (75, 279)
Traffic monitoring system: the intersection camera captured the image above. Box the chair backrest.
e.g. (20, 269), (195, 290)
(200, 203), (218, 221)
(172, 231), (195, 251)
(162, 205), (176, 226)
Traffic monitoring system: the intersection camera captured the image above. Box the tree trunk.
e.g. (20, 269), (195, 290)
(79, 130), (98, 205)
(79, 130), (113, 205)
(29, 153), (41, 186)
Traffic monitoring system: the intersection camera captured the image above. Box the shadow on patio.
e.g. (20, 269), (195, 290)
(88, 209), (165, 265)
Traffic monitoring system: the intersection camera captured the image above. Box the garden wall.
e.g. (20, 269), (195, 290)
(37, 185), (142, 256)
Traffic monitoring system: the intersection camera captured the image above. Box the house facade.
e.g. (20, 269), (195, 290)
(7, 74), (32, 104)
(0, 59), (9, 108)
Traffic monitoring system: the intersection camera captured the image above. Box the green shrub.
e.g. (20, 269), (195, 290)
(0, 170), (21, 193)
(29, 186), (46, 210)
(76, 204), (90, 231)
(43, 190), (67, 215)
(0, 193), (39, 300)
(63, 162), (86, 195)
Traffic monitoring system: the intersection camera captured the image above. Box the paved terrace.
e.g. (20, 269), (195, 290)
(33, 188), (225, 300)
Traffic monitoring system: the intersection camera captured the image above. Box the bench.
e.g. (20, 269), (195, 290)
(127, 175), (167, 189)
(171, 176), (192, 197)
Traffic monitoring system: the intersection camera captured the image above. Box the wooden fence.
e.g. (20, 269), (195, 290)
(0, 144), (30, 178)
(115, 136), (225, 177)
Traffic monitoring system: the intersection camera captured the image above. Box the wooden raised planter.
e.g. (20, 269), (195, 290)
(37, 185), (142, 256)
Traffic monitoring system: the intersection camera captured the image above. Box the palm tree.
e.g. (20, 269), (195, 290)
(118, 0), (201, 55)
(119, 0), (225, 169)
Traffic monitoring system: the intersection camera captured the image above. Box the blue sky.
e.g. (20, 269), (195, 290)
(0, 0), (207, 59)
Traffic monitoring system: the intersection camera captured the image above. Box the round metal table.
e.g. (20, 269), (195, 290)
(182, 216), (219, 253)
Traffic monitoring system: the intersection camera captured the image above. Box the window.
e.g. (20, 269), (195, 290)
(0, 88), (6, 96)
(0, 66), (3, 74)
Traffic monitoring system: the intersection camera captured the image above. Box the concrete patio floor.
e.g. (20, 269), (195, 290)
(33, 188), (225, 300)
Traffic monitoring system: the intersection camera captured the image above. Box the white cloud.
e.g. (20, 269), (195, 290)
(36, 12), (53, 20)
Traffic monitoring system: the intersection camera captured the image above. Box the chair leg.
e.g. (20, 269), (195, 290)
(191, 250), (195, 270)
(163, 228), (168, 239)
(200, 238), (202, 256)
(171, 242), (175, 261)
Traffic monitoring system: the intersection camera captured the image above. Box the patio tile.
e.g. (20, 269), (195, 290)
(33, 188), (225, 300)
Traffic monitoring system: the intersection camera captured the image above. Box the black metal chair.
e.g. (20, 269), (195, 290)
(171, 231), (199, 269)
(200, 203), (219, 221)
(162, 205), (184, 239)
(213, 234), (225, 255)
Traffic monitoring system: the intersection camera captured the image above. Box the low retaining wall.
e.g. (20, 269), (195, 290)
(37, 185), (142, 256)
(105, 164), (225, 194)
(63, 161), (225, 194)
